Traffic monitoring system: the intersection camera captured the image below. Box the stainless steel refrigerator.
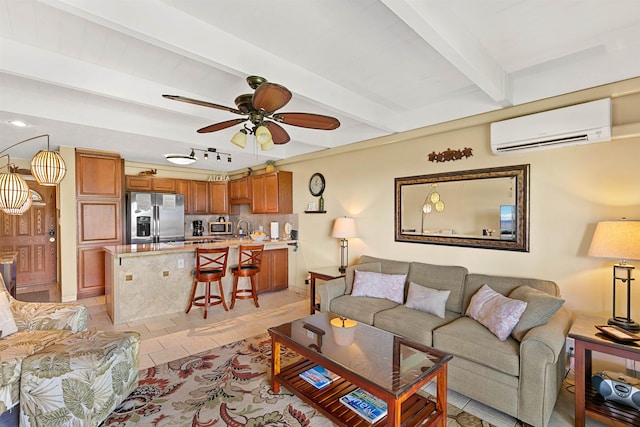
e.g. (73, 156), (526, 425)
(126, 192), (185, 244)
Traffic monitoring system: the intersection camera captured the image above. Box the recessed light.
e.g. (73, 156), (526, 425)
(9, 120), (29, 127)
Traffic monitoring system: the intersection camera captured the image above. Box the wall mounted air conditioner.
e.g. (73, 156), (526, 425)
(490, 98), (611, 155)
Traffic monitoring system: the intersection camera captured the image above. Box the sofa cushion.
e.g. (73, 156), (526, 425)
(0, 293), (17, 338)
(433, 316), (521, 376)
(466, 284), (527, 341)
(462, 274), (559, 313)
(345, 262), (381, 294)
(374, 305), (460, 346)
(351, 271), (406, 304)
(405, 282), (450, 318)
(407, 262), (468, 314)
(509, 285), (565, 341)
(0, 329), (75, 412)
(330, 295), (398, 325)
(359, 256), (411, 276)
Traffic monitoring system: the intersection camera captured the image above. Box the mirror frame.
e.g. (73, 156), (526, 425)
(395, 164), (530, 251)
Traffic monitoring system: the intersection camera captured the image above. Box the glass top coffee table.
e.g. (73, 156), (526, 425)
(268, 312), (452, 427)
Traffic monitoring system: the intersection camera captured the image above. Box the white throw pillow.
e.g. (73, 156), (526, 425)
(405, 282), (450, 318)
(0, 292), (18, 338)
(465, 284), (527, 341)
(351, 270), (406, 304)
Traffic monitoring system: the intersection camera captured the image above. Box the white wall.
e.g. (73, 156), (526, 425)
(286, 88), (640, 322)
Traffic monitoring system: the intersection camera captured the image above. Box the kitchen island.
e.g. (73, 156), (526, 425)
(104, 238), (297, 324)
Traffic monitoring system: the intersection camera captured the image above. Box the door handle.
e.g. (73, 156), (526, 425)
(49, 229), (56, 242)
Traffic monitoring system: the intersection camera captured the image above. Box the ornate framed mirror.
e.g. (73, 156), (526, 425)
(395, 164), (529, 251)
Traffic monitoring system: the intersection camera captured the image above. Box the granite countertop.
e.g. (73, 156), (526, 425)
(104, 238), (297, 258)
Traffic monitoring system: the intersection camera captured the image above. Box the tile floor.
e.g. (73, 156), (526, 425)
(79, 289), (608, 427)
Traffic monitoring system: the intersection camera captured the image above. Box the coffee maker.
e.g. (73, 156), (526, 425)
(192, 220), (204, 236)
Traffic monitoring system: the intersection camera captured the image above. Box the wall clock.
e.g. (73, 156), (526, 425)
(309, 172), (325, 197)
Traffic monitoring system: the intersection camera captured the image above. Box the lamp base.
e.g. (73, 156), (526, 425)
(608, 317), (640, 331)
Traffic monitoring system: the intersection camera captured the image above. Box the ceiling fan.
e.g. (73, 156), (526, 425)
(163, 75), (340, 150)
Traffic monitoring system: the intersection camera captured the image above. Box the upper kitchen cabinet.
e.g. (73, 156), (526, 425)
(229, 177), (251, 205)
(209, 181), (229, 214)
(76, 150), (122, 198)
(251, 171), (292, 214)
(125, 176), (176, 193)
(175, 179), (191, 214)
(190, 180), (209, 215)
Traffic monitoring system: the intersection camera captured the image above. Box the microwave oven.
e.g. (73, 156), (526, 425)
(209, 221), (233, 235)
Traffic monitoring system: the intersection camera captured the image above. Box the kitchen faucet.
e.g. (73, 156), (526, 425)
(236, 219), (250, 237)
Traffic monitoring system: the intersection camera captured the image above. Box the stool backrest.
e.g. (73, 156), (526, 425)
(237, 244), (264, 272)
(196, 247), (229, 276)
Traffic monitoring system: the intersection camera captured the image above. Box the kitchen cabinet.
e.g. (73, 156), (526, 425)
(208, 181), (229, 214)
(125, 176), (176, 192)
(256, 248), (288, 293)
(190, 181), (209, 214)
(229, 177), (251, 204)
(76, 150), (122, 198)
(250, 171), (292, 214)
(175, 179), (191, 214)
(75, 149), (123, 299)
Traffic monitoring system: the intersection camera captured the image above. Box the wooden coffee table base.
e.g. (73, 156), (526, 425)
(270, 334), (448, 427)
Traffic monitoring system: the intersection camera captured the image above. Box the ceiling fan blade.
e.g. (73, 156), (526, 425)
(264, 121), (291, 144)
(197, 118), (247, 133)
(275, 112), (340, 130)
(163, 94), (243, 115)
(252, 82), (292, 113)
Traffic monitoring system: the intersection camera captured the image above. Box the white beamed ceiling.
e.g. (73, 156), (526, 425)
(1, 0), (639, 171)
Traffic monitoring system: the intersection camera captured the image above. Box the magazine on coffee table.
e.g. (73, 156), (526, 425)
(299, 366), (340, 389)
(339, 388), (388, 423)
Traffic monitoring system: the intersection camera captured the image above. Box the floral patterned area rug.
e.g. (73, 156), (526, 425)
(102, 334), (494, 427)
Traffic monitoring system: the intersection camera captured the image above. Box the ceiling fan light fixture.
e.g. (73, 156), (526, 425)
(165, 153), (197, 165)
(260, 139), (275, 151)
(231, 129), (247, 149)
(255, 125), (272, 145)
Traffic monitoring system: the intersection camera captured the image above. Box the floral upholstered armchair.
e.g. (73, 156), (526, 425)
(1, 274), (139, 427)
(0, 274), (87, 418)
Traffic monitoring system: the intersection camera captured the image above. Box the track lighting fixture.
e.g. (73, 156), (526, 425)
(164, 147), (231, 165)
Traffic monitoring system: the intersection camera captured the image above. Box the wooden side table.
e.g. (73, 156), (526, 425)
(568, 314), (640, 427)
(308, 267), (345, 314)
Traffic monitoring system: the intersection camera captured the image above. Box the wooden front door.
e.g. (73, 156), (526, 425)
(0, 181), (57, 289)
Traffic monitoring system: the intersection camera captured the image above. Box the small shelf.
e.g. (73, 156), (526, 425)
(305, 210), (327, 214)
(276, 359), (439, 427)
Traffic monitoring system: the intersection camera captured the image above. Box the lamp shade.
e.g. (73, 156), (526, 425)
(0, 172), (30, 210)
(31, 150), (66, 185)
(588, 220), (640, 262)
(3, 192), (32, 215)
(332, 217), (358, 239)
(255, 125), (272, 145)
(231, 130), (247, 148)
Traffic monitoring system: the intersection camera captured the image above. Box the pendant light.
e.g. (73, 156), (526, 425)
(31, 148), (66, 186)
(0, 160), (30, 210)
(3, 192), (32, 215)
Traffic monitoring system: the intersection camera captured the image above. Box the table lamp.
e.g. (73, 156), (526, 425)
(332, 217), (357, 273)
(587, 220), (640, 331)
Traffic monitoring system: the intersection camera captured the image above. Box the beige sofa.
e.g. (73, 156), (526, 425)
(0, 275), (140, 427)
(317, 255), (572, 427)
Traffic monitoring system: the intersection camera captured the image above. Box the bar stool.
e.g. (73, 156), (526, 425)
(230, 244), (264, 309)
(187, 247), (229, 318)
